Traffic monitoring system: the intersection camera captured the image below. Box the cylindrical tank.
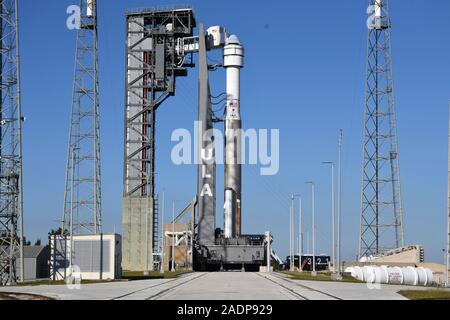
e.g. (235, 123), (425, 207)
(425, 268), (434, 285)
(402, 266), (418, 286)
(347, 265), (433, 286)
(373, 266), (389, 284)
(416, 267), (429, 286)
(346, 266), (364, 282)
(387, 266), (403, 285)
(362, 266), (376, 283)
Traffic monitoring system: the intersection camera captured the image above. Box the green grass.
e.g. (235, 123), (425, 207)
(122, 270), (191, 280)
(398, 290), (450, 300)
(279, 271), (361, 283)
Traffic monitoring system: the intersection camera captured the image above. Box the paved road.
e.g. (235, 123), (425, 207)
(0, 272), (419, 300)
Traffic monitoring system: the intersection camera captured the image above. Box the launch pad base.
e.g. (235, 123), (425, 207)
(194, 235), (266, 272)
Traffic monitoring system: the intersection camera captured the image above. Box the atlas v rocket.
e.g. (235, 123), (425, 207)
(197, 26), (245, 243)
(223, 35), (244, 239)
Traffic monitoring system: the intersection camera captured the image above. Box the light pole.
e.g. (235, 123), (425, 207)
(160, 191), (165, 274)
(322, 161), (336, 273)
(290, 195), (294, 271)
(171, 201), (176, 272)
(306, 181), (316, 274)
(290, 194), (301, 272)
(447, 102), (450, 287)
(337, 130), (343, 277)
(298, 195), (303, 272)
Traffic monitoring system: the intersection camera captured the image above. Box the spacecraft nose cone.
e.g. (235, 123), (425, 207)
(226, 34), (241, 45)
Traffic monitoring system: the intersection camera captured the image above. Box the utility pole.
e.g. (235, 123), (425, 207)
(337, 129), (343, 277)
(322, 162), (335, 273)
(298, 196), (303, 272)
(160, 191), (165, 274)
(0, 0), (24, 285)
(290, 194), (301, 271)
(290, 195), (294, 271)
(171, 201), (176, 272)
(306, 182), (316, 274)
(447, 102), (450, 287)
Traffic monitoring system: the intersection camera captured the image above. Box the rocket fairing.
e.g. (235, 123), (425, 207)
(223, 35), (244, 239)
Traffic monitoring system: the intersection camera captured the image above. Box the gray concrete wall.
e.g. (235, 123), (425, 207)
(122, 197), (153, 271)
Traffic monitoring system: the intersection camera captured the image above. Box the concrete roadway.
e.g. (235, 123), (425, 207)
(0, 272), (421, 300)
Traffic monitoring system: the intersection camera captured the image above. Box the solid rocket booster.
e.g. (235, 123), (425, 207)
(223, 35), (244, 238)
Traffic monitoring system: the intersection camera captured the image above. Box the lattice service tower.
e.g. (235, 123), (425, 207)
(359, 0), (404, 259)
(61, 0), (102, 235)
(0, 0), (24, 285)
(122, 8), (196, 271)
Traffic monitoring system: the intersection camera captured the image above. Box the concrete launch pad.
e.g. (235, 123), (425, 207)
(0, 272), (437, 300)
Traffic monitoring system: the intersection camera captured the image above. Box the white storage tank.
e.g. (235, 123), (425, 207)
(347, 266), (364, 281)
(373, 266), (389, 284)
(402, 266), (418, 286)
(387, 266), (403, 284)
(362, 266), (376, 283)
(416, 267), (429, 286)
(347, 265), (434, 286)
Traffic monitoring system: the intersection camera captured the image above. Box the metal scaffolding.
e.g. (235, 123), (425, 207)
(61, 0), (102, 235)
(359, 0), (404, 259)
(0, 0), (24, 285)
(122, 7), (195, 271)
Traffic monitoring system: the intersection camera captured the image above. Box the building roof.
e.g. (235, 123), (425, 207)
(1, 245), (47, 259)
(23, 246), (47, 258)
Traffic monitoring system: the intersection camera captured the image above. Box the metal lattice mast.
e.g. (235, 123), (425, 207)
(62, 0), (101, 235)
(0, 0), (24, 285)
(359, 0), (404, 259)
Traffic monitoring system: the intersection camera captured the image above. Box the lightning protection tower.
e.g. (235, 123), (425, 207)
(0, 0), (24, 285)
(61, 0), (102, 235)
(359, 0), (404, 259)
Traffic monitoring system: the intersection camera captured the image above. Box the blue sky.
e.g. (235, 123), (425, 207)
(20, 0), (450, 263)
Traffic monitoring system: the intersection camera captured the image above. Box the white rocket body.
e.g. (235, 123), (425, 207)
(223, 35), (244, 238)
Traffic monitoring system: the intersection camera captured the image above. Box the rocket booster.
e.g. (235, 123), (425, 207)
(223, 35), (244, 239)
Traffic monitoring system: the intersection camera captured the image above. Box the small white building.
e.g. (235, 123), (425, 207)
(49, 234), (122, 281)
